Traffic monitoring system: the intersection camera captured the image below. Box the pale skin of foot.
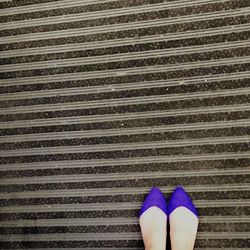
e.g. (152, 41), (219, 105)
(139, 206), (198, 250)
(139, 206), (167, 250)
(170, 206), (199, 250)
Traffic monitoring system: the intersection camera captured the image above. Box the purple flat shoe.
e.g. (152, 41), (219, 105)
(167, 186), (198, 218)
(138, 187), (168, 218)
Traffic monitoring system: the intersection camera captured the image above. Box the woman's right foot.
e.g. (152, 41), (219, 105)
(140, 206), (167, 250)
(168, 187), (199, 250)
(139, 187), (167, 250)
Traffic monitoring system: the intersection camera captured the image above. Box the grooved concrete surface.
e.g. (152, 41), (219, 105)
(0, 0), (250, 249)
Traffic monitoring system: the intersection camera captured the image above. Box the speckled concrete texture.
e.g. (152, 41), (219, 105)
(0, 0), (250, 249)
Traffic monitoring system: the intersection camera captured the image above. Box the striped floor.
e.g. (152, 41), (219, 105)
(0, 0), (250, 249)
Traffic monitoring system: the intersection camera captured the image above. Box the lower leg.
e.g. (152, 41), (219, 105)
(139, 206), (167, 250)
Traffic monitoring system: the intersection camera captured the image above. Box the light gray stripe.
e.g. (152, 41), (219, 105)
(1, 119), (249, 144)
(0, 71), (249, 101)
(0, 0), (214, 16)
(0, 232), (133, 241)
(0, 152), (249, 171)
(0, 232), (143, 241)
(1, 168), (249, 185)
(0, 199), (249, 213)
(197, 232), (250, 240)
(0, 231), (249, 241)
(1, 55), (249, 86)
(2, 87), (250, 115)
(0, 0), (120, 16)
(1, 215), (248, 228)
(1, 103), (249, 129)
(1, 8), (249, 44)
(0, 135), (249, 158)
(1, 40), (249, 73)
(1, 23), (249, 58)
(0, 0), (226, 31)
(0, 183), (248, 199)
(0, 218), (138, 227)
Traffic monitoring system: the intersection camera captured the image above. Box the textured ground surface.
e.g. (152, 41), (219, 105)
(0, 0), (250, 249)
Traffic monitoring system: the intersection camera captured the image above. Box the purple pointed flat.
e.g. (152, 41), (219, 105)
(138, 187), (168, 218)
(167, 186), (198, 218)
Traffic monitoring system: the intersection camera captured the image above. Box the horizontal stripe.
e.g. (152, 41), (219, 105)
(0, 0), (205, 16)
(1, 119), (249, 143)
(0, 0), (227, 31)
(1, 23), (249, 58)
(0, 135), (249, 157)
(0, 232), (249, 241)
(0, 71), (249, 100)
(1, 55), (249, 85)
(1, 215), (249, 228)
(0, 151), (249, 171)
(0, 88), (250, 115)
(0, 0), (122, 16)
(1, 40), (249, 73)
(1, 7), (249, 44)
(1, 103), (249, 129)
(0, 183), (248, 199)
(0, 199), (249, 213)
(0, 232), (143, 241)
(1, 167), (249, 185)
(1, 87), (250, 115)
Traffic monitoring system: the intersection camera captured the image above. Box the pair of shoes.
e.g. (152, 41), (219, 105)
(138, 186), (198, 219)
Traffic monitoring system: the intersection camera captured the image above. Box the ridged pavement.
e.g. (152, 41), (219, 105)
(0, 0), (250, 249)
